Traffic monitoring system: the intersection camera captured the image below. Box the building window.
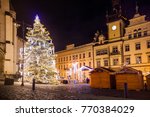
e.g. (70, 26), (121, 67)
(72, 55), (75, 60)
(96, 50), (101, 56)
(76, 55), (78, 59)
(125, 57), (130, 65)
(64, 57), (65, 61)
(89, 52), (91, 57)
(112, 46), (118, 53)
(104, 59), (109, 66)
(135, 43), (141, 50)
(148, 55), (150, 63)
(83, 62), (85, 66)
(125, 45), (130, 52)
(89, 62), (91, 67)
(128, 34), (132, 39)
(113, 58), (119, 66)
(83, 53), (85, 58)
(138, 28), (142, 37)
(80, 63), (82, 67)
(144, 31), (148, 36)
(96, 60), (101, 67)
(70, 56), (71, 61)
(96, 49), (108, 55)
(134, 29), (137, 38)
(79, 54), (81, 59)
(147, 41), (150, 48)
(66, 56), (68, 61)
(0, 0), (1, 8)
(136, 56), (142, 64)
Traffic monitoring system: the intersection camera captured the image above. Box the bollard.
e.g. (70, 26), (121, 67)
(124, 83), (128, 98)
(32, 78), (35, 91)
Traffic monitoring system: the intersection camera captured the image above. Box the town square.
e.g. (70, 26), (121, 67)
(0, 0), (150, 100)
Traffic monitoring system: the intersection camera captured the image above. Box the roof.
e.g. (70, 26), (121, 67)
(146, 74), (150, 78)
(116, 67), (142, 74)
(79, 66), (93, 71)
(90, 67), (115, 73)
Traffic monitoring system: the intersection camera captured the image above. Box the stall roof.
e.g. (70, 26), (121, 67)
(90, 67), (115, 73)
(116, 67), (142, 74)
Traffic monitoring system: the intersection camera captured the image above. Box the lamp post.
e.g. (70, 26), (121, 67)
(21, 21), (25, 86)
(17, 21), (31, 86)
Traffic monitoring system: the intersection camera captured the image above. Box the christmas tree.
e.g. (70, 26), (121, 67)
(19, 15), (59, 84)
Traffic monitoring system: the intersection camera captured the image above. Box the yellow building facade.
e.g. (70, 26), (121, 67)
(56, 43), (94, 82)
(0, 0), (18, 78)
(94, 4), (150, 82)
(56, 2), (150, 83)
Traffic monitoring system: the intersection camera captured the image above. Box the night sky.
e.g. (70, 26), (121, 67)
(11, 0), (150, 51)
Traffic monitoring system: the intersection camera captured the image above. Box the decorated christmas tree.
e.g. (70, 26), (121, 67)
(19, 15), (59, 84)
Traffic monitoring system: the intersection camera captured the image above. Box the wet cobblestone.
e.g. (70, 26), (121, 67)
(0, 82), (150, 100)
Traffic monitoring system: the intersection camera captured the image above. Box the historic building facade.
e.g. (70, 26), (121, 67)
(56, 43), (94, 82)
(0, 0), (18, 78)
(56, 1), (150, 83)
(94, 3), (150, 82)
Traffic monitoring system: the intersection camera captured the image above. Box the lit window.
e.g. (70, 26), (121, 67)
(147, 41), (150, 48)
(135, 43), (141, 50)
(136, 56), (142, 64)
(125, 57), (130, 65)
(125, 45), (130, 52)
(104, 59), (109, 66)
(113, 58), (119, 66)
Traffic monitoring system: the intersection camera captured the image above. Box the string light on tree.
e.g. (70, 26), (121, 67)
(19, 15), (59, 84)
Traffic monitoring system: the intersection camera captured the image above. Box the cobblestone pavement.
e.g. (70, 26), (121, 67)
(0, 81), (150, 100)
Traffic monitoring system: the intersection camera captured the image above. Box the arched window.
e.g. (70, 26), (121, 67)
(134, 29), (138, 38)
(138, 28), (142, 37)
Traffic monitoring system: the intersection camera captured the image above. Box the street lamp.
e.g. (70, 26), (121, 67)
(17, 21), (31, 86)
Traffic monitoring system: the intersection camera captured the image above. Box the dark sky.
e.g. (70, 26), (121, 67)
(11, 0), (150, 51)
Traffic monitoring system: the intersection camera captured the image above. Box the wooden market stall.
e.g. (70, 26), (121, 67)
(146, 74), (150, 90)
(90, 67), (116, 89)
(115, 67), (144, 90)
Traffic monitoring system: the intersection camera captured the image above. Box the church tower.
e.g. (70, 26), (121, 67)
(106, 0), (125, 41)
(0, 0), (18, 76)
